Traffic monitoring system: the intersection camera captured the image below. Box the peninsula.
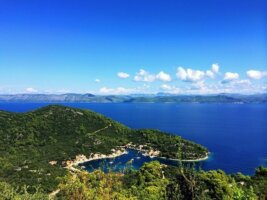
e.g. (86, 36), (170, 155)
(0, 105), (208, 192)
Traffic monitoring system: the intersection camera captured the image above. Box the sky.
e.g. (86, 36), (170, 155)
(0, 0), (266, 95)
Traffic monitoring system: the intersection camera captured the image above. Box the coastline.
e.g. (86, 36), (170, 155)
(58, 142), (210, 172)
(62, 148), (209, 172)
(156, 153), (209, 162)
(126, 144), (209, 163)
(63, 148), (128, 171)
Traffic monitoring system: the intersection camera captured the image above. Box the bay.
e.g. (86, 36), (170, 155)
(0, 102), (266, 175)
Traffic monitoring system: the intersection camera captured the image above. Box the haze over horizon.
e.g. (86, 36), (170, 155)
(0, 0), (266, 95)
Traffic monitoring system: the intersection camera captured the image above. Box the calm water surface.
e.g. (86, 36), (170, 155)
(0, 103), (266, 175)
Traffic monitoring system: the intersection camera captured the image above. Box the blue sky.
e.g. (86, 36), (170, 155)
(0, 0), (266, 94)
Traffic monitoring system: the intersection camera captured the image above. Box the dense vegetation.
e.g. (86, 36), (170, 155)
(57, 162), (267, 200)
(0, 105), (266, 199)
(0, 105), (207, 192)
(1, 162), (266, 200)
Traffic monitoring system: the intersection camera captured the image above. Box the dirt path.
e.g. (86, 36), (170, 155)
(49, 124), (112, 199)
(87, 123), (112, 136)
(49, 189), (60, 199)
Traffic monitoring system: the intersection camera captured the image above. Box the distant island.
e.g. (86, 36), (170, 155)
(0, 93), (267, 103)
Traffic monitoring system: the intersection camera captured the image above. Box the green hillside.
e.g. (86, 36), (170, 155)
(0, 105), (207, 192)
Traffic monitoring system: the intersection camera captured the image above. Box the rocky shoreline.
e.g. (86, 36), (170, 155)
(56, 143), (209, 171)
(61, 148), (128, 171)
(125, 143), (209, 162)
(157, 153), (209, 162)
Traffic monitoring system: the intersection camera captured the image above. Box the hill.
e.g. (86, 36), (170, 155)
(0, 93), (267, 103)
(0, 105), (207, 192)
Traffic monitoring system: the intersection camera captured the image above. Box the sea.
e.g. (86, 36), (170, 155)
(0, 102), (266, 175)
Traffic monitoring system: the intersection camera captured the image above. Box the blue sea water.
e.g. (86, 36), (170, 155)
(0, 103), (266, 175)
(79, 149), (185, 173)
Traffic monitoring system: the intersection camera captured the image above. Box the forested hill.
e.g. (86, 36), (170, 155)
(0, 105), (266, 199)
(0, 105), (207, 192)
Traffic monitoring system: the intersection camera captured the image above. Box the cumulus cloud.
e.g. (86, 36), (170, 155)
(117, 72), (130, 79)
(25, 87), (38, 93)
(190, 81), (206, 90)
(156, 71), (171, 82)
(206, 63), (220, 79)
(219, 79), (257, 94)
(99, 87), (134, 95)
(206, 70), (215, 79)
(160, 84), (172, 90)
(160, 84), (181, 94)
(176, 67), (205, 82)
(134, 69), (156, 82)
(186, 79), (254, 94)
(95, 79), (101, 83)
(246, 70), (267, 80)
(134, 69), (171, 82)
(211, 63), (219, 73)
(222, 72), (239, 83)
(232, 79), (251, 85)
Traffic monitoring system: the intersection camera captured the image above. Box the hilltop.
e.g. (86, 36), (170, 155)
(0, 105), (207, 192)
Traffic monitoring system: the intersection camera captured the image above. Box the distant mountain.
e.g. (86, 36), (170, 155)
(0, 93), (266, 103)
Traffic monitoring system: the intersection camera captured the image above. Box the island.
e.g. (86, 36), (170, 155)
(0, 105), (207, 190)
(0, 105), (266, 200)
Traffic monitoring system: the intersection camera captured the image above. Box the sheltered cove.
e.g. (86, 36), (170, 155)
(59, 143), (209, 172)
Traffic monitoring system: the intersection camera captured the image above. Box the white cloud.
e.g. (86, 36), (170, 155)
(191, 81), (206, 90)
(25, 87), (38, 93)
(117, 72), (130, 79)
(99, 87), (135, 95)
(218, 79), (258, 94)
(160, 84), (172, 90)
(185, 79), (255, 94)
(232, 79), (251, 85)
(211, 63), (219, 73)
(156, 71), (171, 82)
(246, 70), (267, 80)
(206, 70), (215, 79)
(176, 67), (205, 82)
(134, 69), (156, 82)
(206, 64), (220, 79)
(222, 72), (239, 83)
(134, 69), (172, 82)
(56, 89), (70, 94)
(95, 79), (101, 83)
(160, 84), (181, 94)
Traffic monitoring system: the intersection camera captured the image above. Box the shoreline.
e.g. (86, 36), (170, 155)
(63, 148), (128, 171)
(126, 145), (209, 163)
(60, 143), (210, 171)
(155, 153), (209, 162)
(65, 149), (209, 170)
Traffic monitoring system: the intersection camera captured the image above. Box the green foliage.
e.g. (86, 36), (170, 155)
(57, 161), (168, 200)
(0, 181), (48, 200)
(57, 170), (135, 200)
(0, 105), (207, 192)
(131, 129), (207, 159)
(0, 105), (266, 199)
(165, 165), (260, 200)
(0, 161), (266, 200)
(125, 161), (169, 200)
(56, 162), (266, 200)
(250, 166), (267, 200)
